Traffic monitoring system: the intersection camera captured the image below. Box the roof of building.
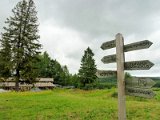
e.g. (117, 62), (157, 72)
(0, 78), (54, 82)
(0, 78), (55, 88)
(36, 78), (54, 82)
(0, 82), (32, 87)
(34, 83), (55, 87)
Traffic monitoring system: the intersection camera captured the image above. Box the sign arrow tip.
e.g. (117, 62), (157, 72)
(147, 40), (153, 48)
(148, 61), (154, 69)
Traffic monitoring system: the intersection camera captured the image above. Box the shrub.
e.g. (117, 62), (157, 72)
(111, 92), (118, 98)
(83, 84), (94, 90)
(95, 83), (116, 89)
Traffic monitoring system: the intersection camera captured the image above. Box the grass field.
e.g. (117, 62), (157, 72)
(0, 88), (160, 120)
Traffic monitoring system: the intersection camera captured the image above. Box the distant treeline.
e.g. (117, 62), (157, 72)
(96, 76), (160, 89)
(150, 77), (160, 87)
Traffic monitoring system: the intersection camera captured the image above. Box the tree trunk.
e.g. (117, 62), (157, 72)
(83, 82), (85, 87)
(15, 69), (20, 91)
(15, 80), (19, 91)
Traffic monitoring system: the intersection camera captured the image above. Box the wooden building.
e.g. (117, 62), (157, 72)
(34, 78), (55, 89)
(0, 78), (55, 90)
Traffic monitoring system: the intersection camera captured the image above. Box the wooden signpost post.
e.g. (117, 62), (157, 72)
(98, 33), (154, 120)
(116, 33), (126, 120)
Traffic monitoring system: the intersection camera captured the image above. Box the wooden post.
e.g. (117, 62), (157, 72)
(116, 33), (126, 120)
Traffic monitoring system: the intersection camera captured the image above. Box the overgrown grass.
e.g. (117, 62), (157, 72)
(0, 88), (160, 120)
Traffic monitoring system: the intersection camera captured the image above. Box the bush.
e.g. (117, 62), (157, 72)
(95, 83), (116, 89)
(82, 84), (94, 90)
(153, 82), (160, 88)
(78, 81), (116, 90)
(80, 83), (116, 90)
(111, 92), (118, 98)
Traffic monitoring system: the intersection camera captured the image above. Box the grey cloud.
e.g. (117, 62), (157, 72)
(35, 0), (160, 39)
(0, 0), (160, 75)
(66, 51), (82, 60)
(0, 0), (20, 31)
(2, 0), (160, 39)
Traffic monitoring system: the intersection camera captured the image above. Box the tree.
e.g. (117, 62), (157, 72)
(78, 47), (97, 87)
(37, 52), (53, 77)
(63, 65), (69, 76)
(70, 74), (80, 88)
(0, 33), (12, 78)
(52, 60), (64, 85)
(62, 65), (70, 85)
(50, 60), (70, 86)
(0, 0), (41, 91)
(35, 51), (72, 86)
(125, 72), (132, 80)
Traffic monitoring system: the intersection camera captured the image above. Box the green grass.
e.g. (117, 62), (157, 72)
(0, 88), (160, 120)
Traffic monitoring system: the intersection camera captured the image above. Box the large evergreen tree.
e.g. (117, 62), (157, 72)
(0, 0), (41, 91)
(78, 47), (97, 87)
(0, 33), (12, 78)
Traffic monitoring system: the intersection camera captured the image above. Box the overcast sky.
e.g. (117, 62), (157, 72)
(0, 0), (160, 77)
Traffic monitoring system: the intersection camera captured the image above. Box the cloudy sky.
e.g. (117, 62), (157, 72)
(0, 0), (160, 77)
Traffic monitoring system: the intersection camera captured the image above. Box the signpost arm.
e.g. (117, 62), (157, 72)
(116, 33), (126, 120)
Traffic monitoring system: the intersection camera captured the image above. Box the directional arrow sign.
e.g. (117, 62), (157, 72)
(101, 40), (116, 50)
(124, 60), (154, 70)
(96, 70), (117, 78)
(124, 40), (153, 52)
(125, 87), (155, 98)
(101, 54), (116, 63)
(126, 77), (156, 88)
(101, 40), (152, 52)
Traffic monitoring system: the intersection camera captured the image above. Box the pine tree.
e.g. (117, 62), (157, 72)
(0, 33), (12, 78)
(37, 52), (52, 77)
(63, 65), (69, 76)
(0, 0), (41, 91)
(62, 65), (70, 86)
(78, 47), (97, 87)
(52, 60), (64, 85)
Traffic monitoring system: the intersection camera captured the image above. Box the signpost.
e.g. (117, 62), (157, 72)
(101, 39), (153, 53)
(99, 33), (154, 120)
(125, 60), (154, 70)
(116, 33), (126, 120)
(101, 54), (116, 64)
(125, 87), (155, 98)
(126, 77), (156, 89)
(101, 40), (116, 50)
(124, 40), (153, 52)
(101, 58), (154, 70)
(125, 77), (155, 98)
(96, 70), (117, 78)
